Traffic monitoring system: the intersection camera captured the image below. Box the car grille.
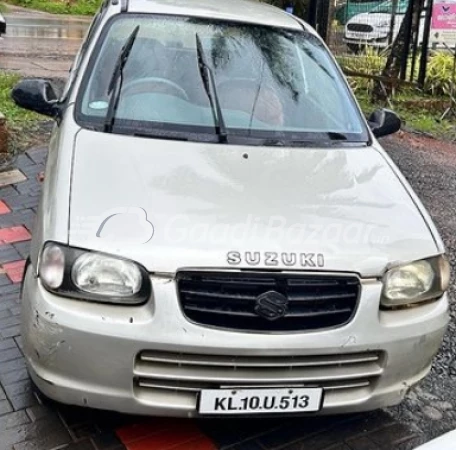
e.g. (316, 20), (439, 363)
(177, 271), (360, 332)
(134, 350), (385, 409)
(347, 23), (374, 32)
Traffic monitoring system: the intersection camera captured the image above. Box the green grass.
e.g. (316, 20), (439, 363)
(355, 88), (456, 140)
(2, 0), (100, 15)
(0, 72), (43, 159)
(0, 72), (39, 124)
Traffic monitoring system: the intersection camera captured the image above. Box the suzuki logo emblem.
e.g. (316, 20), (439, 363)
(254, 291), (288, 321)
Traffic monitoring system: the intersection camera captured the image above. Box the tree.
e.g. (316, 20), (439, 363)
(265, 0), (308, 19)
(372, 0), (422, 102)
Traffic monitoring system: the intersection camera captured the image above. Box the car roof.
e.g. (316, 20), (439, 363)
(126, 0), (304, 30)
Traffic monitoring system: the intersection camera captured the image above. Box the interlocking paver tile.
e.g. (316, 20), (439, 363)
(0, 246), (23, 264)
(0, 210), (36, 230)
(26, 148), (47, 166)
(1, 325), (22, 339)
(13, 242), (31, 259)
(26, 404), (59, 423)
(4, 196), (40, 212)
(0, 201), (11, 215)
(116, 419), (216, 450)
(9, 392), (39, 413)
(0, 411), (30, 432)
(4, 380), (33, 399)
(2, 260), (26, 283)
(367, 423), (417, 447)
(0, 315), (22, 331)
(0, 347), (22, 363)
(0, 227), (31, 246)
(0, 339), (18, 351)
(0, 274), (12, 287)
(0, 300), (20, 314)
(1, 368), (30, 388)
(0, 399), (14, 416)
(1, 415), (71, 449)
(0, 170), (27, 188)
(0, 309), (12, 320)
(0, 358), (27, 376)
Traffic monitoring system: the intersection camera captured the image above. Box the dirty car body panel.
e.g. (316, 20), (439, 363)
(19, 0), (449, 417)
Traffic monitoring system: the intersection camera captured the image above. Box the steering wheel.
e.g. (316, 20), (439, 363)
(122, 77), (189, 101)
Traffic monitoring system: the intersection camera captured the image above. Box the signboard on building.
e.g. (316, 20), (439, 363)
(431, 1), (456, 47)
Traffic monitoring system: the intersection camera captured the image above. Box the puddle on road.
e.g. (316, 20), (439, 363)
(4, 17), (90, 39)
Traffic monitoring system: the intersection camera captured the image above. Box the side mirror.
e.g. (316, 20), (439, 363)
(368, 109), (401, 138)
(11, 79), (60, 118)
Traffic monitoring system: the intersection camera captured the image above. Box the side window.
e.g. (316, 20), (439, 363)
(60, 3), (107, 101)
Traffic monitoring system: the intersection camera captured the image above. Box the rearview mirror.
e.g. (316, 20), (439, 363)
(368, 109), (401, 138)
(12, 79), (60, 118)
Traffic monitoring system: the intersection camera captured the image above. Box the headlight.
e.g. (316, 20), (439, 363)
(381, 255), (450, 308)
(38, 242), (150, 305)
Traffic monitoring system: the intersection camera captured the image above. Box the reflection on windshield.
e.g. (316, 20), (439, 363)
(78, 14), (368, 143)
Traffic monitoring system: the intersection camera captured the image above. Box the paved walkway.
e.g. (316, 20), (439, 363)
(0, 145), (431, 450)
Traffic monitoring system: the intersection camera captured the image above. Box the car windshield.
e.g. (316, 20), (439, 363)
(372, 1), (409, 14)
(77, 14), (369, 145)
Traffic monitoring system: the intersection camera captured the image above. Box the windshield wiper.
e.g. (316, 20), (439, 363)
(104, 25), (140, 133)
(195, 33), (228, 143)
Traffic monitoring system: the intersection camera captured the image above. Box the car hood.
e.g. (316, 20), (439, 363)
(68, 130), (438, 277)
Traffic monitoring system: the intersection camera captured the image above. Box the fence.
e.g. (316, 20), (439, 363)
(277, 0), (444, 95)
(326, 1), (431, 89)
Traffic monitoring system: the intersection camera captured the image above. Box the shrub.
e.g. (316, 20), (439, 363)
(336, 47), (387, 94)
(425, 51), (455, 96)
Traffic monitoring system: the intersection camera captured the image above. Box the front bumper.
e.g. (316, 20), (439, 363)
(21, 268), (449, 417)
(344, 31), (389, 48)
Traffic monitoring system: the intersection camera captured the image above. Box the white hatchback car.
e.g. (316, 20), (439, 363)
(13, 0), (450, 417)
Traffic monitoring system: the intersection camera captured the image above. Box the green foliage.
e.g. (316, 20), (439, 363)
(262, 0), (307, 18)
(425, 51), (456, 96)
(0, 72), (43, 159)
(336, 47), (387, 94)
(0, 72), (39, 123)
(2, 0), (101, 15)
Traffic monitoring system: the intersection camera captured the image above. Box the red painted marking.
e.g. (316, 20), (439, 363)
(116, 419), (216, 450)
(0, 226), (31, 245)
(0, 201), (10, 215)
(3, 260), (26, 283)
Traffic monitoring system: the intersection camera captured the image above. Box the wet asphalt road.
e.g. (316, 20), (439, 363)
(0, 5), (89, 77)
(1, 5), (456, 446)
(382, 133), (456, 441)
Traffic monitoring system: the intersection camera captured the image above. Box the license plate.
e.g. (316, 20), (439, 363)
(346, 32), (371, 40)
(198, 387), (323, 415)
